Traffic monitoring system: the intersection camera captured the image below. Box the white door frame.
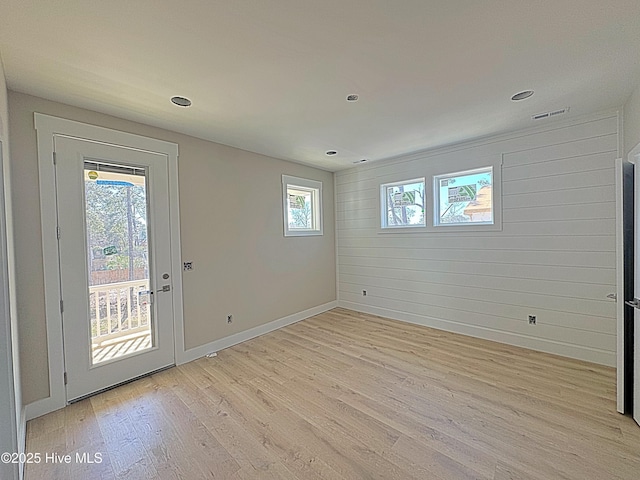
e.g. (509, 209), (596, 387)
(615, 157), (625, 413)
(30, 113), (184, 419)
(629, 141), (640, 424)
(0, 140), (20, 480)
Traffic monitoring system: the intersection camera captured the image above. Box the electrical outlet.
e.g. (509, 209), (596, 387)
(362, 290), (367, 296)
(227, 314), (233, 324)
(528, 315), (536, 325)
(183, 262), (193, 271)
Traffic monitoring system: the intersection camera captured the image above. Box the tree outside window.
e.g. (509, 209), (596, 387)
(380, 178), (425, 228)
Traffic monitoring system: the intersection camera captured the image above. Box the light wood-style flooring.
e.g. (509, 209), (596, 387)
(25, 308), (640, 479)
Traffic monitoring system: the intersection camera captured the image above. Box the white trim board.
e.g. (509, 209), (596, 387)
(628, 141), (640, 424)
(338, 301), (616, 367)
(0, 139), (21, 480)
(334, 174), (340, 301)
(18, 407), (25, 480)
(31, 113), (184, 420)
(615, 158), (626, 413)
(178, 301), (338, 364)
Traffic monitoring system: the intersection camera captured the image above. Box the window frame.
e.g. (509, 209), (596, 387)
(432, 159), (502, 232)
(282, 175), (323, 237)
(380, 177), (427, 230)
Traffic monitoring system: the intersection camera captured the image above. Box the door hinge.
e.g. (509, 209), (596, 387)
(56, 226), (61, 240)
(64, 372), (67, 385)
(60, 299), (64, 313)
(53, 152), (57, 165)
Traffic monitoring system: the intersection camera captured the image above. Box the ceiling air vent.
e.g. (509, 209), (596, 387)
(532, 107), (569, 121)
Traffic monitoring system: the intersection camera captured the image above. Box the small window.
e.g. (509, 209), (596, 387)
(282, 175), (323, 236)
(434, 166), (494, 226)
(380, 178), (426, 229)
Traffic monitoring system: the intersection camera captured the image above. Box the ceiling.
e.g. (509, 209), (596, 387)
(1, 1), (639, 171)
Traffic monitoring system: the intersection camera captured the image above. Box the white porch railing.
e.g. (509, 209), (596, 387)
(89, 279), (151, 345)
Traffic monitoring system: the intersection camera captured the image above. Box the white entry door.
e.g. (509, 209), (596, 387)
(55, 136), (175, 401)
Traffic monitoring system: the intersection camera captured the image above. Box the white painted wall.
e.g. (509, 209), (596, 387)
(624, 81), (640, 155)
(9, 92), (336, 406)
(0, 55), (22, 480)
(336, 110), (619, 366)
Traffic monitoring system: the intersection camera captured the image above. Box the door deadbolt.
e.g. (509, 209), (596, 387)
(162, 273), (170, 280)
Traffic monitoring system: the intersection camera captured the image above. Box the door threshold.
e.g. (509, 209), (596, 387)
(68, 364), (175, 404)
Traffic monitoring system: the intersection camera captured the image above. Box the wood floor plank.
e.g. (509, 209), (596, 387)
(25, 308), (640, 479)
(90, 387), (160, 479)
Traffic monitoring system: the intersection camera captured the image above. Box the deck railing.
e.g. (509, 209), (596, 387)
(89, 279), (151, 344)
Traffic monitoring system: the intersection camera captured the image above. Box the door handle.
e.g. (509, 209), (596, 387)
(625, 298), (640, 309)
(148, 285), (171, 300)
(144, 285), (171, 305)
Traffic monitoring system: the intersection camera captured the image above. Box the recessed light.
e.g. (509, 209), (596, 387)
(353, 159), (368, 164)
(325, 150), (338, 156)
(511, 90), (534, 101)
(346, 94), (359, 102)
(171, 96), (192, 107)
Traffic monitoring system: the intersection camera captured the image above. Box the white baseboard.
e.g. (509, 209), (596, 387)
(25, 394), (65, 422)
(25, 301), (338, 420)
(339, 301), (615, 367)
(176, 301), (338, 365)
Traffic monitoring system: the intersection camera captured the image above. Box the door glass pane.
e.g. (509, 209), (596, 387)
(84, 163), (153, 365)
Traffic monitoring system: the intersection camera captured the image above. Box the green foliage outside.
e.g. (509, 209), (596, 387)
(85, 180), (149, 281)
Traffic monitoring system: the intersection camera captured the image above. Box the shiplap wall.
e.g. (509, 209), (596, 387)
(336, 110), (619, 366)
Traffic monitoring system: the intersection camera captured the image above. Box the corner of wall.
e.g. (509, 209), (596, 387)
(335, 109), (620, 367)
(623, 81), (640, 156)
(0, 49), (25, 480)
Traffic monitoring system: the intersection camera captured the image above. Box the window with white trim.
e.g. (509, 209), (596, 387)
(282, 175), (323, 236)
(380, 178), (426, 229)
(434, 166), (495, 226)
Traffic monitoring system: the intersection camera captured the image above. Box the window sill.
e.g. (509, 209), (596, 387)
(378, 226), (427, 234)
(284, 230), (323, 237)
